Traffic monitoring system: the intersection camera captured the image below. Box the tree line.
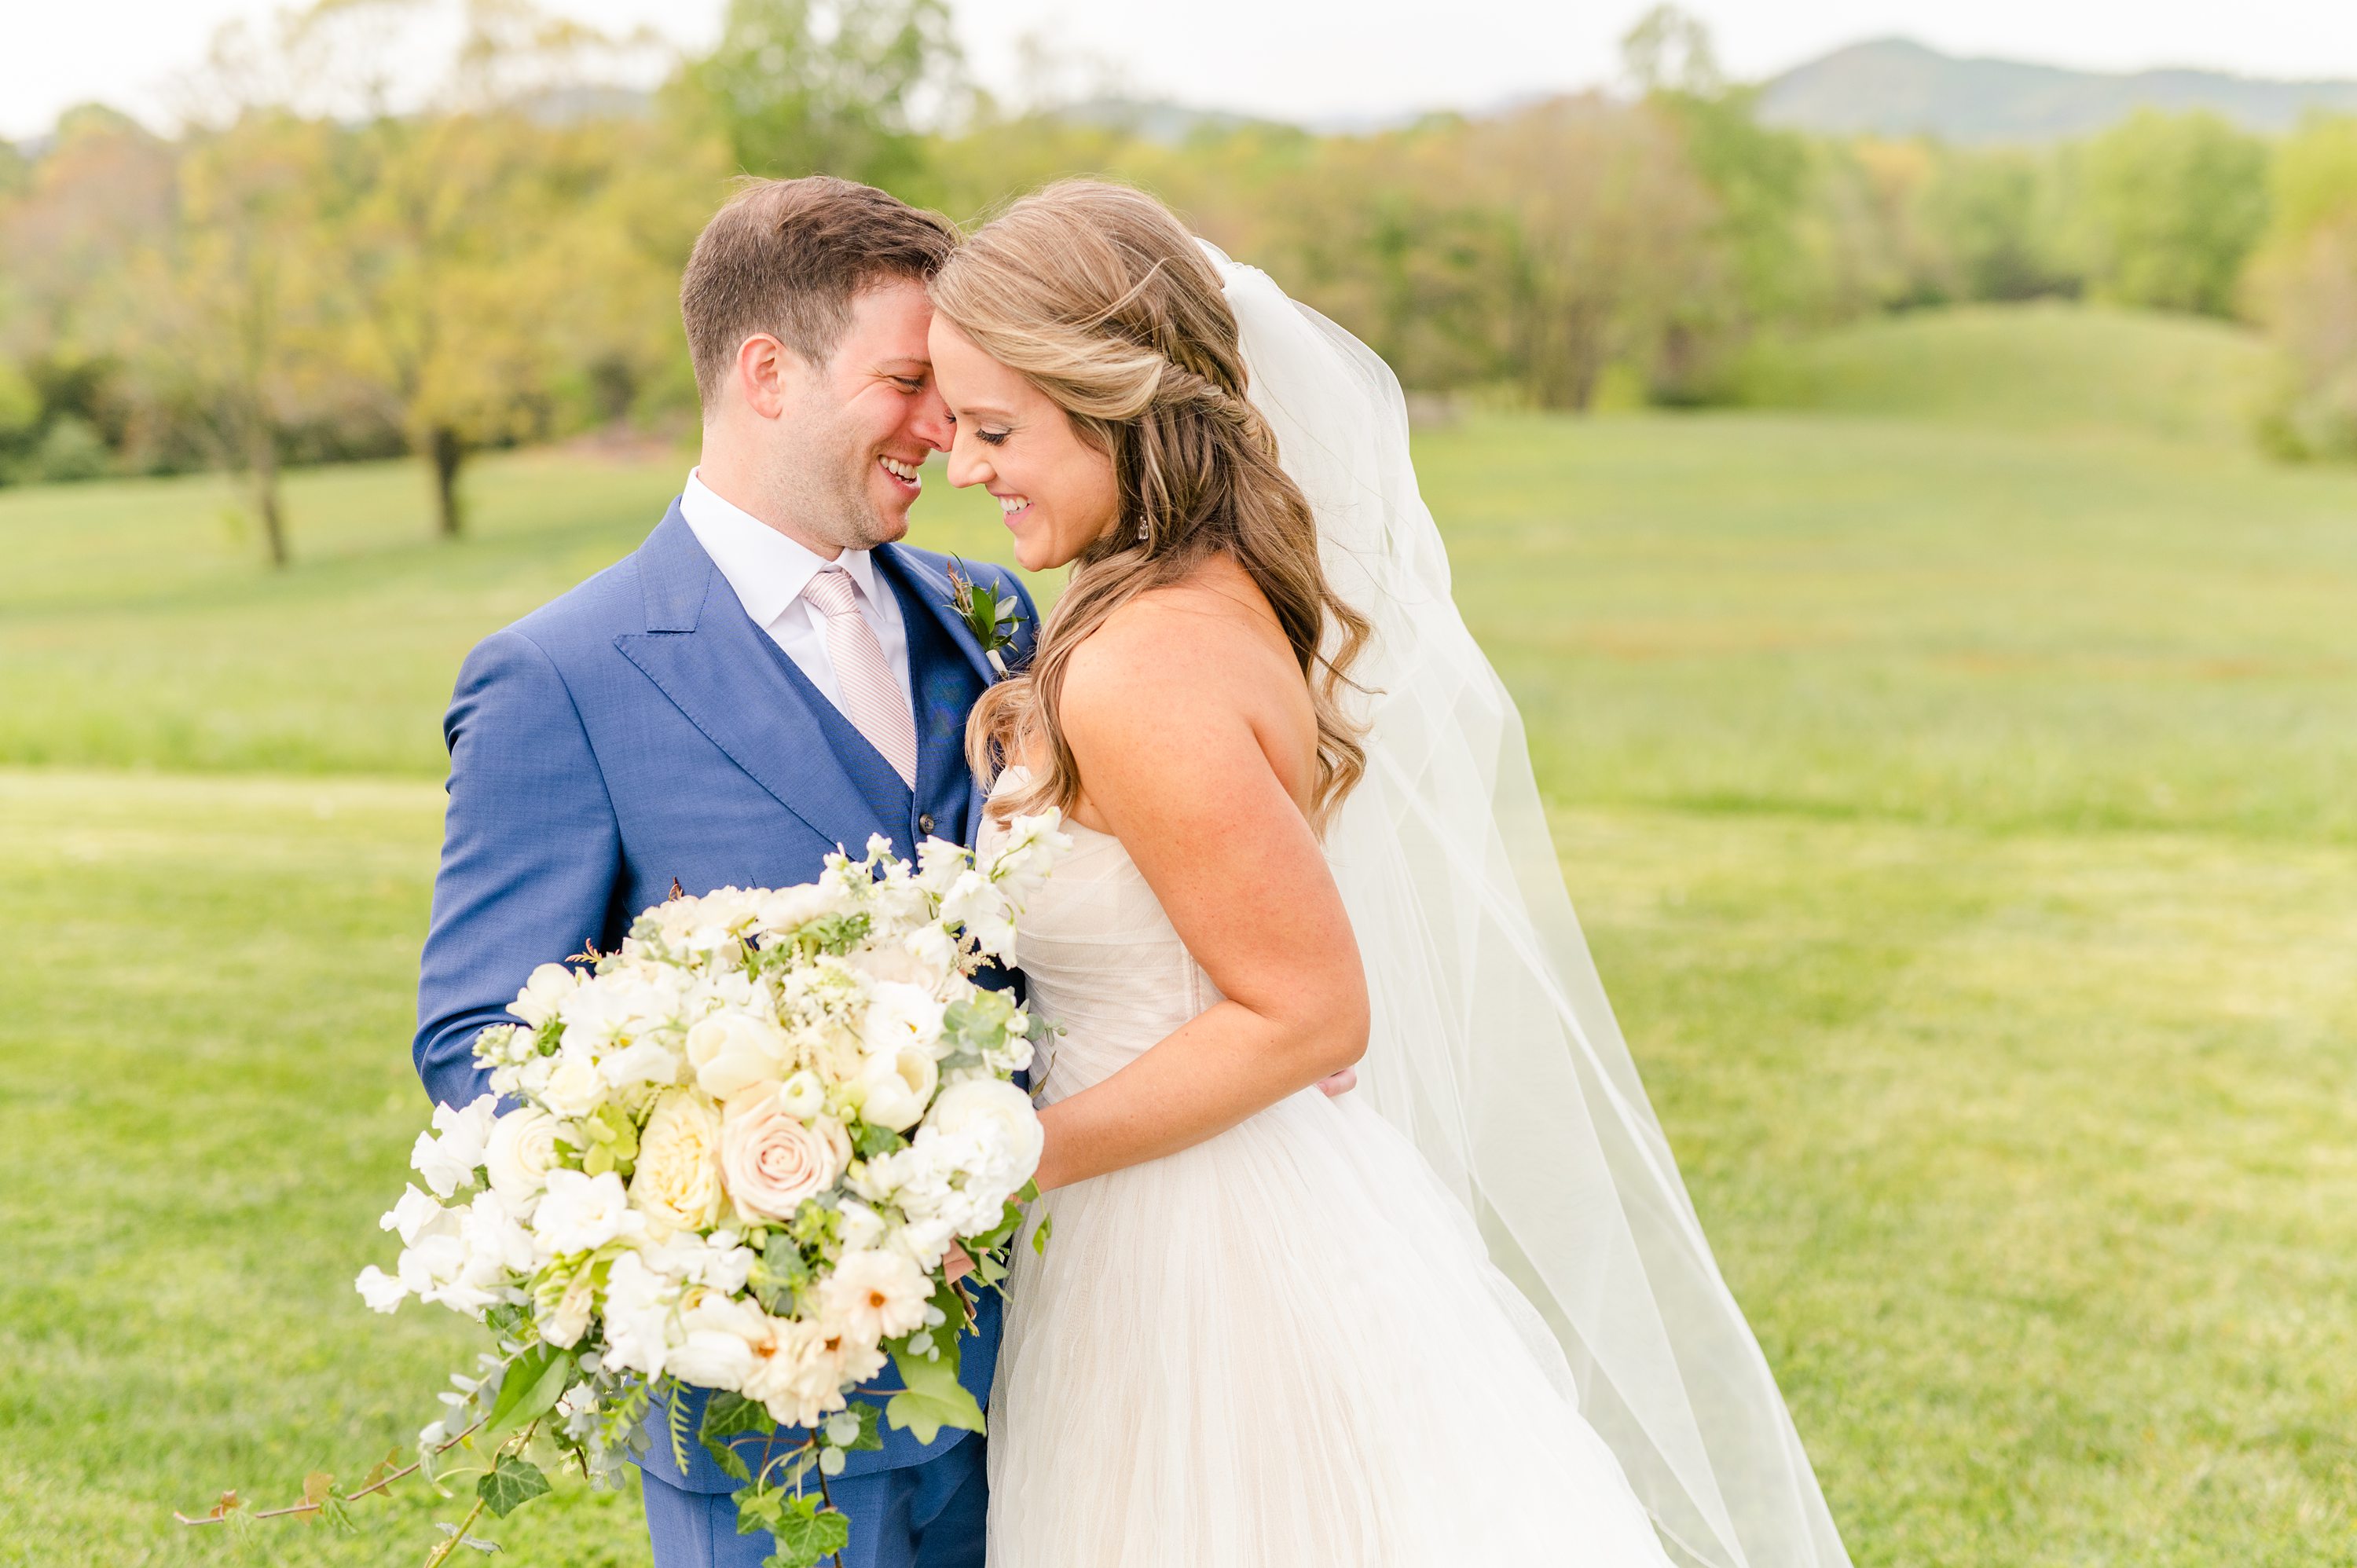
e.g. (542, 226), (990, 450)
(4, 0), (2356, 565)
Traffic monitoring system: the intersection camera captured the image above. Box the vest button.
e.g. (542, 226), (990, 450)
(918, 814), (936, 834)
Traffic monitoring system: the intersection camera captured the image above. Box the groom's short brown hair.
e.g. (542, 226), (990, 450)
(680, 176), (959, 409)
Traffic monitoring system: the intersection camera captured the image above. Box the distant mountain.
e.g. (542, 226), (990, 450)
(1760, 38), (2357, 145)
(1051, 97), (1281, 145)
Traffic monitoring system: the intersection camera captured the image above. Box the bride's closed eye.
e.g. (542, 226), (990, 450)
(949, 412), (1014, 446)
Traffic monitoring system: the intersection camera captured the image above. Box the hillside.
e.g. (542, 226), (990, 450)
(1733, 302), (2274, 445)
(1761, 37), (2357, 144)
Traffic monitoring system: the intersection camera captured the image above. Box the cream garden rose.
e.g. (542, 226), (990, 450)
(630, 1089), (727, 1235)
(485, 1107), (566, 1216)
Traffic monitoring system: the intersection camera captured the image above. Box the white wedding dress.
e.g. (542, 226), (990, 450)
(966, 251), (1850, 1568)
(978, 775), (1676, 1567)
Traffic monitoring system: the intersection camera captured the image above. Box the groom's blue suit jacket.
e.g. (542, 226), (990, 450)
(413, 502), (1036, 1491)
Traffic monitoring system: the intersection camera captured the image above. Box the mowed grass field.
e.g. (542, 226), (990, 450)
(4, 303), (2355, 1565)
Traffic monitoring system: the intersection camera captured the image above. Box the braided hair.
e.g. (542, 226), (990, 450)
(928, 180), (1370, 831)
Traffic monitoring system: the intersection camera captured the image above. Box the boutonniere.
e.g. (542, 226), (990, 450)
(944, 556), (1027, 680)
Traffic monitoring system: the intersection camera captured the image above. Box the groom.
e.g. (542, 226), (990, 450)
(412, 177), (1034, 1568)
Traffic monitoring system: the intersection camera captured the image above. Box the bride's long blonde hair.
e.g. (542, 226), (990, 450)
(930, 181), (1370, 829)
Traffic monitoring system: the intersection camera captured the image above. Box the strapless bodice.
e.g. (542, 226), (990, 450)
(977, 771), (1224, 1103)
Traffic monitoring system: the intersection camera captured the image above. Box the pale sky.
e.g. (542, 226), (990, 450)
(11, 0), (2357, 141)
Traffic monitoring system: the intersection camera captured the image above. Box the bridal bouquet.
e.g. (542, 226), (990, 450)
(333, 819), (1065, 1566)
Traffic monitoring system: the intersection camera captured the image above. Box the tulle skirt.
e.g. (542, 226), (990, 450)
(984, 1085), (1676, 1566)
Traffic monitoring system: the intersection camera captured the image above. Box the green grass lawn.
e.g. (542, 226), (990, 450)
(3, 303), (2355, 1565)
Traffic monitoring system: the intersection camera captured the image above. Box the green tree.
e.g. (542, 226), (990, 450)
(2247, 116), (2357, 457)
(2076, 110), (2269, 317)
(1918, 147), (2077, 302)
(125, 115), (341, 563)
(672, 0), (960, 185)
(1474, 95), (1726, 411)
(298, 0), (692, 537)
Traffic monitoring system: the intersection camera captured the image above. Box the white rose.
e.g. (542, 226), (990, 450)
(686, 1012), (792, 1101)
(484, 1108), (565, 1218)
(509, 962), (581, 1030)
(539, 1054), (607, 1119)
(720, 1090), (849, 1223)
(533, 1168), (643, 1256)
(819, 1248), (932, 1347)
(856, 1046), (938, 1134)
(924, 1077), (1045, 1185)
(861, 982), (947, 1061)
(630, 1090), (727, 1235)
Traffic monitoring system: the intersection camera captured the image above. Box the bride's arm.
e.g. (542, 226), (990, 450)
(1027, 606), (1369, 1194)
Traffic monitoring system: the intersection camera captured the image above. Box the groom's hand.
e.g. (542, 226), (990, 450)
(1317, 1068), (1357, 1097)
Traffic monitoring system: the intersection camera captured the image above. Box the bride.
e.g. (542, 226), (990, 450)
(926, 181), (1851, 1568)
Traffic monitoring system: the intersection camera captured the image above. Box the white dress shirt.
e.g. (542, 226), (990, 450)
(678, 469), (914, 717)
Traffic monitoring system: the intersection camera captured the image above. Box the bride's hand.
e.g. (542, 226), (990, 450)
(1318, 1067), (1357, 1097)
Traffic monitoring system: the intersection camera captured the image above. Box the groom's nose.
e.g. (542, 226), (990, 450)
(907, 383), (953, 453)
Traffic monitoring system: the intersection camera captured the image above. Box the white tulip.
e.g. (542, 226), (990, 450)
(856, 1046), (938, 1133)
(685, 1012), (791, 1101)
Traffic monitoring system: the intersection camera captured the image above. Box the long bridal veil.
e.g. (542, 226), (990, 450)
(1214, 247), (1853, 1568)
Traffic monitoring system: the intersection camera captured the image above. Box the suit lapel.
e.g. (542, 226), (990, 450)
(877, 544), (992, 837)
(614, 507), (891, 854)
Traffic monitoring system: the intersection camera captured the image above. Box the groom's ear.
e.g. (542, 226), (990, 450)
(731, 332), (808, 422)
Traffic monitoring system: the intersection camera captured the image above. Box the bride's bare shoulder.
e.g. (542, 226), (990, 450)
(1061, 556), (1292, 715)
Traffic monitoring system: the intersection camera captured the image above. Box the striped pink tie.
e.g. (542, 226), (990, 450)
(803, 566), (918, 788)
